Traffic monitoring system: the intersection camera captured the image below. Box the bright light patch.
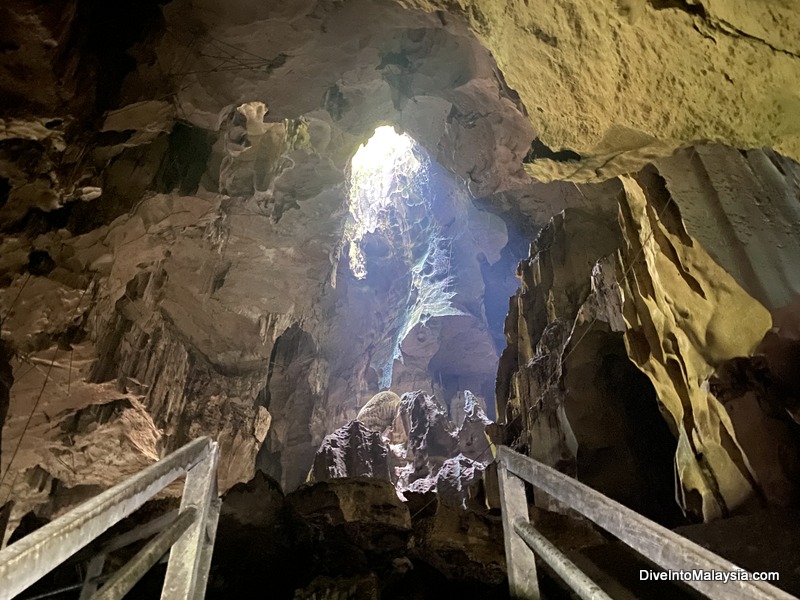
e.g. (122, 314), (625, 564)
(350, 125), (417, 179)
(345, 126), (422, 279)
(342, 126), (462, 388)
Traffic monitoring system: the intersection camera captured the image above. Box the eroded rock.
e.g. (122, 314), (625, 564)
(310, 420), (392, 483)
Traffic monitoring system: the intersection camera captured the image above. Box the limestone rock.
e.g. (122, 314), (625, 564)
(400, 391), (458, 484)
(498, 207), (683, 523)
(355, 391), (402, 434)
(309, 389), (497, 509)
(309, 420), (392, 483)
(287, 478), (412, 576)
(709, 355), (800, 507)
(411, 501), (506, 586)
(617, 175), (773, 521)
(288, 477), (411, 533)
(211, 471), (306, 600)
(654, 145), (800, 315)
(455, 390), (494, 463)
(398, 0), (800, 180)
(434, 454), (486, 510)
(211, 472), (506, 599)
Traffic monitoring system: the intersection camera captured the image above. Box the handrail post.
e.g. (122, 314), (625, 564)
(498, 459), (540, 600)
(161, 440), (220, 600)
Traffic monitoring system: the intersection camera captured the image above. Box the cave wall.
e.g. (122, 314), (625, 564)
(497, 154), (800, 523)
(498, 204), (682, 523)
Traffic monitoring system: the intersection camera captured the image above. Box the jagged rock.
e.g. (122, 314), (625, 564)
(434, 454), (486, 510)
(288, 477), (411, 534)
(309, 420), (391, 483)
(455, 390), (494, 464)
(709, 355), (800, 507)
(617, 175), (773, 521)
(653, 145), (800, 315)
(2, 0), (800, 554)
(309, 389), (498, 509)
(399, 0), (800, 180)
(400, 391), (458, 485)
(287, 478), (412, 583)
(210, 473), (506, 599)
(497, 208), (682, 523)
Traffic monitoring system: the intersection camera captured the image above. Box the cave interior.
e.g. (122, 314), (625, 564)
(1, 0), (800, 598)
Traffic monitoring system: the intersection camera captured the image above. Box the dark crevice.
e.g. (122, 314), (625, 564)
(524, 138), (581, 163)
(323, 84), (349, 121)
(75, 0), (172, 115)
(0, 177), (10, 210)
(648, 0), (707, 18)
(377, 51), (412, 70)
(27, 250), (57, 277)
(154, 121), (215, 195)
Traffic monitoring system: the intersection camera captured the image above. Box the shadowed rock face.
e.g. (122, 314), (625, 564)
(311, 390), (497, 510)
(310, 420), (392, 483)
(209, 471), (507, 600)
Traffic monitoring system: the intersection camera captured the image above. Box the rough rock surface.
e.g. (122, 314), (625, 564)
(2, 0), (800, 553)
(310, 420), (392, 483)
(497, 207), (682, 523)
(654, 145), (800, 315)
(0, 0), (553, 521)
(310, 390), (496, 509)
(399, 0), (800, 180)
(617, 175), (774, 521)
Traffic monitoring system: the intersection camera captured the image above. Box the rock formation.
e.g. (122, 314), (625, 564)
(310, 420), (392, 483)
(310, 390), (497, 510)
(208, 472), (507, 600)
(497, 156), (800, 524)
(398, 0), (800, 181)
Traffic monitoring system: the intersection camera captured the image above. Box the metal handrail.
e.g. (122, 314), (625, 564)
(0, 436), (220, 600)
(497, 445), (798, 600)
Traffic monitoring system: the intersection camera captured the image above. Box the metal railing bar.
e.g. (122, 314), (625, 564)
(160, 442), (219, 600)
(98, 509), (181, 556)
(89, 507), (197, 600)
(190, 496), (220, 600)
(498, 446), (797, 600)
(513, 519), (614, 600)
(0, 437), (213, 600)
(78, 553), (106, 600)
(68, 509), (180, 572)
(19, 579), (108, 600)
(78, 510), (180, 600)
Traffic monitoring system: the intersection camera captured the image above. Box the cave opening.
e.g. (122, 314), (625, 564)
(335, 125), (508, 422)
